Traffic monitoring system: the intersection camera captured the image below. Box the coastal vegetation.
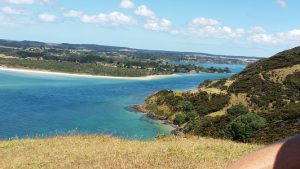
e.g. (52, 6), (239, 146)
(0, 39), (268, 77)
(0, 39), (235, 77)
(0, 135), (261, 169)
(0, 57), (230, 77)
(0, 39), (259, 64)
(141, 46), (300, 144)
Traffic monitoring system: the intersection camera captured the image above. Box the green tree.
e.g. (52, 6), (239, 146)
(225, 113), (267, 142)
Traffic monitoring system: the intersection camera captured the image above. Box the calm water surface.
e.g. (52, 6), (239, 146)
(0, 63), (245, 140)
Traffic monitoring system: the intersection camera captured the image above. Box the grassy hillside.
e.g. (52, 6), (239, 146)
(0, 135), (260, 169)
(142, 46), (300, 144)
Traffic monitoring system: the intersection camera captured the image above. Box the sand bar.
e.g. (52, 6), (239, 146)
(0, 66), (177, 80)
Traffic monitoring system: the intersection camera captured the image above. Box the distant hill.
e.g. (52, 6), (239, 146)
(0, 39), (261, 64)
(0, 39), (234, 77)
(141, 46), (300, 143)
(0, 39), (129, 52)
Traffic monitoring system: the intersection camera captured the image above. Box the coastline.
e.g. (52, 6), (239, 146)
(132, 105), (184, 136)
(0, 66), (177, 80)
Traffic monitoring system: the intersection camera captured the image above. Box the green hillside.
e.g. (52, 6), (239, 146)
(141, 46), (300, 143)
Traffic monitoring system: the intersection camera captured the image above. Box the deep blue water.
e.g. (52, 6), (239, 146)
(0, 63), (245, 140)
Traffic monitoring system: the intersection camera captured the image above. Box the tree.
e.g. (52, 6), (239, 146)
(225, 113), (267, 142)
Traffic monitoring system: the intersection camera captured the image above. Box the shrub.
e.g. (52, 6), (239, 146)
(227, 104), (249, 117)
(225, 113), (267, 142)
(177, 101), (194, 112)
(284, 72), (300, 90)
(198, 79), (213, 88)
(185, 111), (198, 121)
(174, 114), (186, 126)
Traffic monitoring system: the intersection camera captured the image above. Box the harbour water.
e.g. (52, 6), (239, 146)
(0, 63), (245, 140)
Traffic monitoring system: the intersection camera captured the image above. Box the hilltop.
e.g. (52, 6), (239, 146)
(0, 39), (259, 64)
(0, 135), (260, 169)
(140, 46), (300, 143)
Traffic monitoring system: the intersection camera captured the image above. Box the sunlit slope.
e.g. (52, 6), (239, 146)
(142, 46), (300, 144)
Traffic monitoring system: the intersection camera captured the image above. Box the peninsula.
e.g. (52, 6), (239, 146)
(139, 46), (300, 144)
(0, 39), (260, 78)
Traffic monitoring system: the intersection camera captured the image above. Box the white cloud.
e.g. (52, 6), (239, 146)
(192, 17), (221, 26)
(185, 25), (245, 39)
(251, 26), (266, 34)
(144, 18), (172, 31)
(65, 10), (136, 26)
(249, 29), (300, 44)
(288, 29), (300, 37)
(64, 10), (83, 17)
(171, 17), (300, 46)
(134, 4), (173, 32)
(38, 13), (56, 22)
(276, 0), (287, 8)
(5, 0), (33, 4)
(135, 5), (155, 19)
(249, 33), (278, 44)
(81, 12), (136, 25)
(0, 6), (22, 14)
(183, 17), (245, 39)
(120, 0), (134, 9)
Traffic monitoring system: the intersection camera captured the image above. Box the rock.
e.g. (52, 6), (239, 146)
(171, 128), (184, 136)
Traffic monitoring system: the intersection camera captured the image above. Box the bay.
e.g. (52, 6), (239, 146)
(0, 63), (245, 140)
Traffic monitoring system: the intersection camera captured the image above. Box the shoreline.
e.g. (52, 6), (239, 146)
(0, 66), (177, 80)
(131, 105), (184, 136)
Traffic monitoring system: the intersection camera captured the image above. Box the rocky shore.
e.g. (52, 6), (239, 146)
(132, 105), (184, 136)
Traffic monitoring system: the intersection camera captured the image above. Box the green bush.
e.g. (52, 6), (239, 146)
(284, 72), (300, 90)
(174, 114), (187, 126)
(225, 113), (267, 142)
(185, 111), (198, 121)
(227, 104), (249, 117)
(198, 79), (213, 88)
(176, 101), (194, 112)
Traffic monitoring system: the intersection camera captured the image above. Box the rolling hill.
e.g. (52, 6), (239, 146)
(141, 46), (300, 143)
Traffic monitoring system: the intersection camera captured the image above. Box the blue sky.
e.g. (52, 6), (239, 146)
(0, 0), (299, 57)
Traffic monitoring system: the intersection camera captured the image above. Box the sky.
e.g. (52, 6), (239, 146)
(0, 0), (299, 57)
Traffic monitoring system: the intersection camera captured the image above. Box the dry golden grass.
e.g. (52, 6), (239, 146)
(0, 135), (261, 169)
(267, 64), (300, 84)
(229, 93), (249, 108)
(0, 54), (17, 59)
(199, 87), (224, 94)
(224, 79), (235, 87)
(208, 93), (249, 117)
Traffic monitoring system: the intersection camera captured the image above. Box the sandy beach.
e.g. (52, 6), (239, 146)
(0, 66), (177, 80)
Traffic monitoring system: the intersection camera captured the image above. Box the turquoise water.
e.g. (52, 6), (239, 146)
(0, 64), (245, 140)
(169, 61), (247, 73)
